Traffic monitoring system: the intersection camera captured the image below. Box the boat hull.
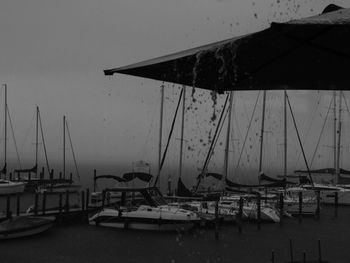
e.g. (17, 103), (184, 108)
(320, 191), (350, 205)
(0, 181), (25, 195)
(91, 220), (195, 232)
(0, 216), (55, 240)
(89, 206), (200, 232)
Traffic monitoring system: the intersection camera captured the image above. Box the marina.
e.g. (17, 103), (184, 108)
(1, 1), (350, 263)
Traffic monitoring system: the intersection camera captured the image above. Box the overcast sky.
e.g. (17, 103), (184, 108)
(0, 0), (349, 181)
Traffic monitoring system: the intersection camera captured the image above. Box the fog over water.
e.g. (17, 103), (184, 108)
(1, 0), (350, 189)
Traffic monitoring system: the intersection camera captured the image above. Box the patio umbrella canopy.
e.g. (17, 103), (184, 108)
(105, 5), (350, 92)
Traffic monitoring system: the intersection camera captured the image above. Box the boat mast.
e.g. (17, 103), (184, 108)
(157, 85), (164, 188)
(4, 84), (7, 177)
(224, 91), (233, 179)
(179, 86), (186, 180)
(35, 106), (39, 177)
(284, 89), (287, 180)
(336, 91), (342, 185)
(258, 90), (267, 178)
(63, 115), (66, 179)
(333, 91), (337, 180)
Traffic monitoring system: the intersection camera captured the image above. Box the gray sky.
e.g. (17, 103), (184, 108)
(0, 0), (349, 180)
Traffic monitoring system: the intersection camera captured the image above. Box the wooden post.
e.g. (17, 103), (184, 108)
(279, 193), (284, 226)
(101, 190), (106, 209)
(238, 197), (243, 234)
(28, 172), (31, 182)
(298, 191), (303, 223)
(316, 190), (320, 220)
(50, 169), (54, 181)
(69, 172), (73, 183)
(303, 251), (306, 263)
(334, 191), (338, 218)
(41, 166), (45, 179)
(318, 239), (322, 263)
(17, 171), (20, 181)
(34, 193), (38, 215)
(271, 250), (275, 263)
(42, 191), (47, 215)
(215, 200), (219, 240)
(81, 190), (85, 211)
(289, 239), (294, 262)
(257, 194), (261, 230)
(65, 190), (69, 213)
(86, 188), (90, 209)
(93, 169), (97, 192)
(59, 172), (62, 180)
(16, 193), (20, 216)
(6, 195), (11, 219)
(58, 192), (63, 215)
(9, 172), (12, 181)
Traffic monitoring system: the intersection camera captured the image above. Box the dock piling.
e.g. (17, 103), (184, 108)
(86, 188), (90, 209)
(298, 191), (303, 223)
(289, 239), (294, 262)
(238, 197), (243, 234)
(16, 193), (20, 216)
(271, 250), (275, 263)
(334, 191), (338, 218)
(214, 200), (219, 240)
(65, 190), (69, 213)
(34, 193), (38, 215)
(318, 239), (322, 263)
(257, 194), (261, 230)
(42, 191), (47, 215)
(315, 190), (320, 220)
(58, 192), (63, 215)
(279, 193), (284, 226)
(6, 195), (11, 219)
(102, 190), (106, 209)
(81, 190), (85, 211)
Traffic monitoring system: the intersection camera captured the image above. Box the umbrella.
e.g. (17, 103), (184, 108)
(104, 4), (350, 92)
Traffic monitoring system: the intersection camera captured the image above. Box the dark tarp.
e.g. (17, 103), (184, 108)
(225, 178), (287, 188)
(295, 168), (350, 175)
(14, 164), (37, 174)
(295, 167), (350, 184)
(260, 173), (295, 185)
(104, 5), (350, 92)
(0, 164), (6, 175)
(204, 172), (223, 181)
(337, 176), (350, 184)
(176, 177), (194, 197)
(95, 174), (126, 182)
(122, 172), (153, 182)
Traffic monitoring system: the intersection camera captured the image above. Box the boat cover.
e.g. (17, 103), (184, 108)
(123, 172), (153, 182)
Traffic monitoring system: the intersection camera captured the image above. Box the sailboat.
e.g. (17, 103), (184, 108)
(0, 84), (25, 195)
(297, 91), (350, 205)
(89, 186), (200, 231)
(37, 115), (81, 193)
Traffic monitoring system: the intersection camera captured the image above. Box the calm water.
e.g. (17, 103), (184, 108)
(0, 206), (349, 263)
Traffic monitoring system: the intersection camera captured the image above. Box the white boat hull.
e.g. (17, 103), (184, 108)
(0, 180), (25, 195)
(89, 206), (200, 232)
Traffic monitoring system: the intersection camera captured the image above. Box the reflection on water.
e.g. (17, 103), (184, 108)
(0, 206), (349, 263)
